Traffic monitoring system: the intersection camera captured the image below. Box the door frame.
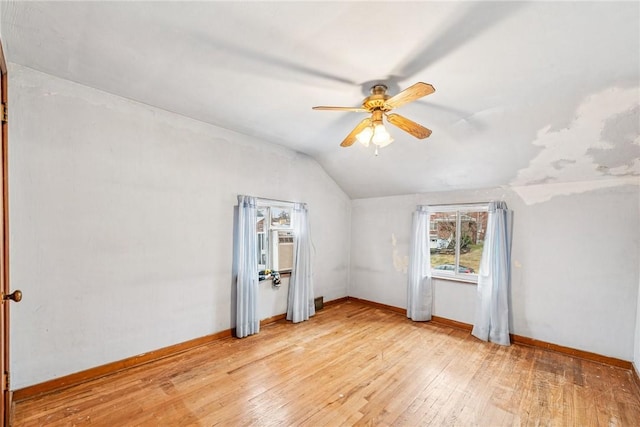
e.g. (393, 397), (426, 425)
(0, 36), (11, 426)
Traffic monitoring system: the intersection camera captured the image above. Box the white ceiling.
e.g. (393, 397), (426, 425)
(2, 1), (639, 199)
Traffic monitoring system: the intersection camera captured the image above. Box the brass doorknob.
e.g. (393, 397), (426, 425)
(4, 290), (22, 302)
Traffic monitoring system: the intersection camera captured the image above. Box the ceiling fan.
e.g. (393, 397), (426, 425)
(312, 82), (435, 153)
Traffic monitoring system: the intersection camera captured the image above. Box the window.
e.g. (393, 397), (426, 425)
(429, 204), (488, 282)
(269, 207), (291, 228)
(257, 204), (294, 280)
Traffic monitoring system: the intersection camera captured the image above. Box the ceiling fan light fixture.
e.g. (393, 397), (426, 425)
(356, 126), (373, 147)
(372, 123), (393, 147)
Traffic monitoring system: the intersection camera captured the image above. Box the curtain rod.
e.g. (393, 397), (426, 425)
(255, 196), (297, 207)
(425, 201), (491, 207)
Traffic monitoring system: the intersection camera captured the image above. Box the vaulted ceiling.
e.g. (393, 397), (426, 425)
(2, 1), (639, 198)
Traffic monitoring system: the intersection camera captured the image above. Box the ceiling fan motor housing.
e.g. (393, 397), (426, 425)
(362, 85), (391, 111)
(370, 109), (384, 125)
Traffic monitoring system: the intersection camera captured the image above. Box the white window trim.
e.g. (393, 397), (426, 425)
(427, 203), (489, 214)
(256, 199), (296, 282)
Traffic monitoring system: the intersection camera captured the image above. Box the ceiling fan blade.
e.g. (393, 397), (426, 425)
(341, 118), (372, 147)
(384, 82), (435, 110)
(390, 3), (524, 80)
(313, 106), (368, 112)
(386, 113), (432, 139)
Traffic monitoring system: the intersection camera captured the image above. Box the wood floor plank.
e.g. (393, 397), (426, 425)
(12, 300), (640, 426)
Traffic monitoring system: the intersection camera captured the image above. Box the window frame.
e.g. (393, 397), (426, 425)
(428, 203), (489, 284)
(257, 201), (295, 281)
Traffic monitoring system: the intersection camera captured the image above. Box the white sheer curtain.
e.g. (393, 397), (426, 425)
(407, 205), (433, 321)
(236, 195), (260, 338)
(287, 203), (315, 323)
(472, 201), (513, 345)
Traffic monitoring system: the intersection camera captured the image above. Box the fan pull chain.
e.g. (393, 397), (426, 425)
(374, 146), (379, 156)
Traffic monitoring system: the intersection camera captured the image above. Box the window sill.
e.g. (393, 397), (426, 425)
(258, 271), (292, 283)
(431, 274), (477, 285)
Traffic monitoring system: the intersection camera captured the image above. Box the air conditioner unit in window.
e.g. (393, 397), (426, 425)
(277, 231), (294, 271)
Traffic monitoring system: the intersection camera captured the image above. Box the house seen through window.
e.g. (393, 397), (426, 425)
(257, 205), (294, 281)
(429, 205), (489, 281)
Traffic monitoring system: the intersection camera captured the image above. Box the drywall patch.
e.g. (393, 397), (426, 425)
(391, 233), (408, 274)
(511, 86), (640, 188)
(551, 159), (577, 170)
(588, 105), (640, 175)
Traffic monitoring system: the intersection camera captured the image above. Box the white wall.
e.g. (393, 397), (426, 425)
(8, 64), (351, 389)
(259, 278), (289, 320)
(350, 185), (640, 361)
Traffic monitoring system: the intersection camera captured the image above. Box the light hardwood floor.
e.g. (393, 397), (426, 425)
(12, 300), (640, 426)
